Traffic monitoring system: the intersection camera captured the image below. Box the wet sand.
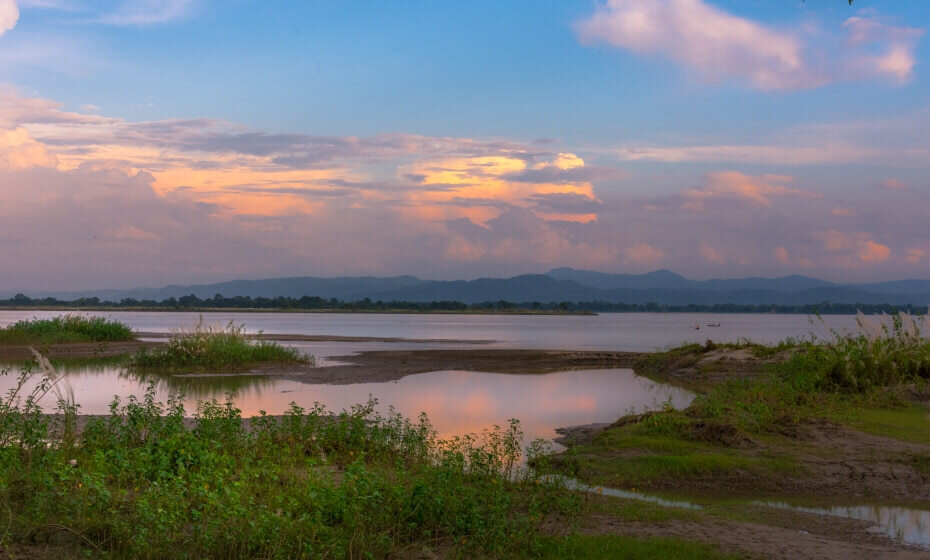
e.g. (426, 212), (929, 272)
(263, 349), (643, 384)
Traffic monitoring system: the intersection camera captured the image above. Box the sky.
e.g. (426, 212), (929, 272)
(0, 0), (928, 291)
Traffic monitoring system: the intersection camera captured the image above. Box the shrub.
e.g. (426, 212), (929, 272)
(130, 319), (313, 372)
(0, 314), (134, 344)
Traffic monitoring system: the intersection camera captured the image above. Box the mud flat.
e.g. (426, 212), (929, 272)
(264, 349), (643, 384)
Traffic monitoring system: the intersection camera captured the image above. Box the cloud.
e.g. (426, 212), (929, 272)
(623, 243), (665, 266)
(576, 0), (922, 91)
(613, 109), (930, 167)
(813, 230), (891, 263)
(680, 171), (819, 209)
(842, 15), (923, 83)
(0, 127), (57, 169)
(773, 246), (791, 266)
(699, 242), (725, 264)
(97, 0), (194, 25)
(0, 0), (18, 36)
(880, 178), (908, 191)
(905, 248), (925, 264)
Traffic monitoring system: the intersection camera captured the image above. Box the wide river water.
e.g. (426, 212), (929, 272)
(0, 310), (859, 443)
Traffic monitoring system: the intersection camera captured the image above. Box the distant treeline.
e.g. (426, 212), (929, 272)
(0, 293), (926, 315)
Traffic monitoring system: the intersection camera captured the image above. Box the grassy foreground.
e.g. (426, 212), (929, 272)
(0, 315), (134, 345)
(130, 320), (312, 372)
(547, 312), (930, 494)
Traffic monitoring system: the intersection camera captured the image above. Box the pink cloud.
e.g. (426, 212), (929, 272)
(773, 246), (790, 265)
(623, 243), (666, 266)
(814, 230), (891, 264)
(906, 248), (925, 264)
(699, 242), (725, 264)
(682, 171), (819, 208)
(842, 15), (923, 83)
(0, 0), (17, 36)
(576, 0), (922, 91)
(880, 178), (908, 191)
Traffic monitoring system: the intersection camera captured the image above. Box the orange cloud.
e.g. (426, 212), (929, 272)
(0, 127), (57, 169)
(699, 242), (726, 264)
(814, 230), (891, 264)
(683, 171), (818, 209)
(400, 153), (600, 224)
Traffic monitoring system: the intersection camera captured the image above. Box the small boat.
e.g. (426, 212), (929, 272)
(694, 323), (700, 330)
(706, 322), (721, 327)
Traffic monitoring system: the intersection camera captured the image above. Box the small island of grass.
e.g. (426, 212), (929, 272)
(0, 314), (135, 345)
(130, 320), (314, 372)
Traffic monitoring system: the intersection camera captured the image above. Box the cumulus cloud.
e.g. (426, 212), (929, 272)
(0, 127), (57, 168)
(842, 15), (923, 83)
(699, 242), (726, 264)
(576, 0), (922, 90)
(680, 171), (819, 209)
(2, 87), (930, 287)
(0, 0), (17, 36)
(813, 230), (891, 264)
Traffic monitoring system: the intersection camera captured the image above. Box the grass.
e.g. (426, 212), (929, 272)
(0, 315), (134, 345)
(0, 359), (583, 559)
(537, 535), (742, 560)
(546, 312), (930, 492)
(130, 319), (313, 372)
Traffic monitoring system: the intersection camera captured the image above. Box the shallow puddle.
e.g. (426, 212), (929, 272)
(0, 361), (692, 448)
(755, 500), (930, 548)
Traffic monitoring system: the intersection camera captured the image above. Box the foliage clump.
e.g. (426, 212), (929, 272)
(0, 314), (134, 345)
(0, 360), (575, 559)
(131, 319), (312, 372)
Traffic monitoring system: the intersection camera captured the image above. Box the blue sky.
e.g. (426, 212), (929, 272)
(0, 0), (928, 289)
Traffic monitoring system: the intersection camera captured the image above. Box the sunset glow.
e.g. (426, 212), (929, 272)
(0, 0), (927, 291)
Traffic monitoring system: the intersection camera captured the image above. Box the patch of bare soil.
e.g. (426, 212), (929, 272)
(0, 340), (157, 361)
(263, 349), (643, 385)
(578, 514), (929, 560)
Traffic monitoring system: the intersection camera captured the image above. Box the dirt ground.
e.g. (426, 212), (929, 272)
(266, 348), (642, 384)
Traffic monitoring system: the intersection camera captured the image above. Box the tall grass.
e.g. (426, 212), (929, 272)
(0, 315), (134, 345)
(692, 312), (930, 433)
(131, 319), (313, 372)
(0, 357), (576, 559)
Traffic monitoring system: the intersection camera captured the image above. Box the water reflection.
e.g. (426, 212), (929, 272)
(0, 310), (869, 351)
(0, 363), (692, 446)
(542, 475), (701, 509)
(756, 501), (930, 548)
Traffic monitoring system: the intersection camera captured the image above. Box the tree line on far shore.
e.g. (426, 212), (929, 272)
(0, 292), (925, 315)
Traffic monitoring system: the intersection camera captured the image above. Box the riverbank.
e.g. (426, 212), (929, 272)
(535, 334), (930, 558)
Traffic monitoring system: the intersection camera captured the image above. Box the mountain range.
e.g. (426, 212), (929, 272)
(5, 268), (930, 307)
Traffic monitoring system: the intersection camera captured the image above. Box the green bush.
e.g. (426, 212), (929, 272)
(0, 314), (134, 344)
(130, 319), (312, 372)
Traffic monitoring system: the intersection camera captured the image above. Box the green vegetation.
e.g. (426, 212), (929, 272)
(0, 314), (134, 345)
(538, 535), (741, 560)
(0, 358), (581, 559)
(550, 312), (930, 491)
(130, 320), (313, 373)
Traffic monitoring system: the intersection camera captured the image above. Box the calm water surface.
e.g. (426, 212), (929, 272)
(0, 362), (691, 448)
(0, 310), (864, 351)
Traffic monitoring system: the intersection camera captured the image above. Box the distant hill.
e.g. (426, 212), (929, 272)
(4, 269), (929, 307)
